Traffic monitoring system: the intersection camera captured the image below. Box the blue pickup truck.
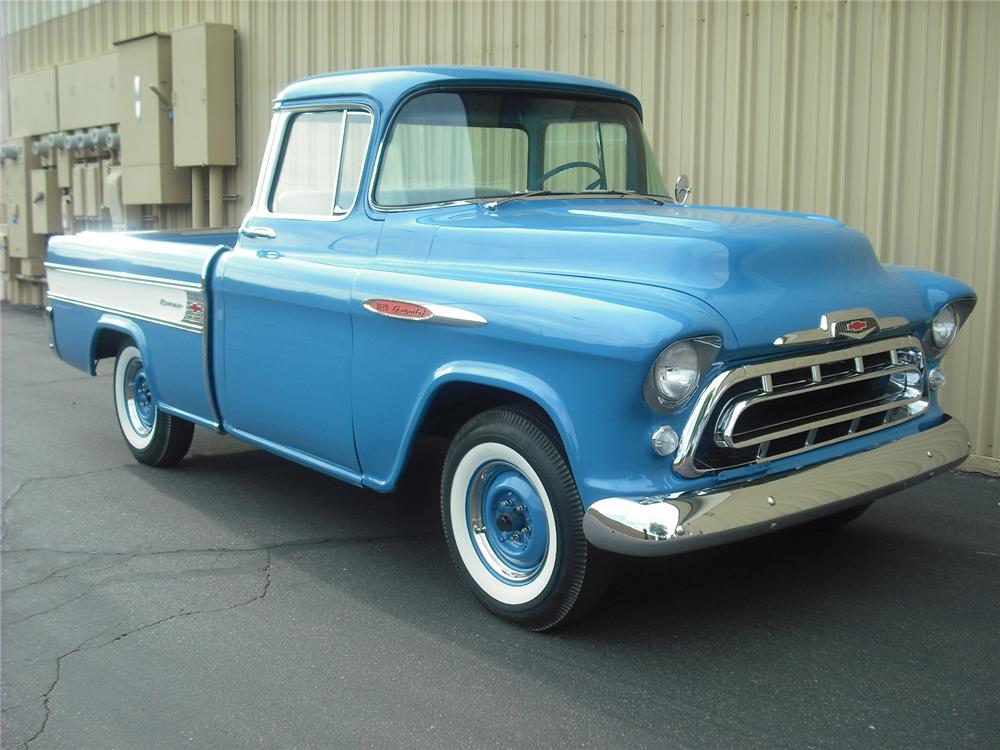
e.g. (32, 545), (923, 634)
(46, 67), (976, 629)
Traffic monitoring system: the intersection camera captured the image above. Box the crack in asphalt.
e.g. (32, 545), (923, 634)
(1, 554), (110, 595)
(19, 551), (274, 749)
(2, 535), (428, 746)
(3, 466), (125, 510)
(2, 530), (436, 559)
(3, 558), (265, 627)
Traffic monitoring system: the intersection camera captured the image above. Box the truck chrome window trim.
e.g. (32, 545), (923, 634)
(367, 85), (646, 213)
(249, 103), (375, 224)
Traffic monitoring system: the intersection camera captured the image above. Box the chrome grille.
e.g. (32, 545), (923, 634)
(673, 336), (928, 477)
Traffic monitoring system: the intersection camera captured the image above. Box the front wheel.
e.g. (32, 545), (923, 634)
(441, 407), (613, 630)
(113, 343), (194, 467)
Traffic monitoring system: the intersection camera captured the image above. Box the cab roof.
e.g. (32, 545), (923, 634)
(275, 66), (643, 118)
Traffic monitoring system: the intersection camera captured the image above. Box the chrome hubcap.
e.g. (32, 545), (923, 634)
(124, 358), (155, 436)
(467, 460), (549, 583)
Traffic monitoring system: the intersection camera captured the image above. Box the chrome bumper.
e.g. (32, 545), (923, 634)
(45, 305), (60, 358)
(583, 417), (970, 556)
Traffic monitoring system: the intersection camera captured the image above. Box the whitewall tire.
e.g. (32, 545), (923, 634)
(441, 407), (613, 630)
(112, 343), (194, 467)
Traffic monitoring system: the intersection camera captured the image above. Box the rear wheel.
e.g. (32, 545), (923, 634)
(441, 407), (613, 630)
(113, 343), (194, 467)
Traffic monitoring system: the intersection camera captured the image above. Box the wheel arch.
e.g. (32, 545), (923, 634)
(361, 361), (579, 493)
(90, 315), (149, 377)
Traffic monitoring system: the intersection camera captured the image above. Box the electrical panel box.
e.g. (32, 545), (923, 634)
(18, 258), (45, 277)
(9, 68), (59, 136)
(30, 168), (62, 234)
(172, 23), (237, 166)
(58, 52), (119, 131)
(1, 138), (46, 258)
(115, 33), (190, 204)
(84, 162), (103, 217)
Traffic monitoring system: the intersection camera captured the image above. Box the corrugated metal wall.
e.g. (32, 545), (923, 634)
(2, 0), (998, 458)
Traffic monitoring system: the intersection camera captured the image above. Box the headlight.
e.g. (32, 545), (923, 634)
(644, 336), (722, 411)
(925, 298), (976, 357)
(654, 341), (700, 404)
(930, 305), (959, 350)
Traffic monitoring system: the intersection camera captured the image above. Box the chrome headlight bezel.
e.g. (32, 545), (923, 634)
(644, 336), (722, 412)
(924, 298), (976, 357)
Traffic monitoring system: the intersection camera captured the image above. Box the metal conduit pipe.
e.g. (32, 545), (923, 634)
(191, 167), (206, 228)
(208, 166), (224, 227)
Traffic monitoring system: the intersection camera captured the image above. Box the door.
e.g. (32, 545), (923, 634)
(216, 106), (376, 476)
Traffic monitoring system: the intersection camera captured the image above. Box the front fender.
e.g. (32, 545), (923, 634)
(361, 360), (579, 493)
(351, 267), (733, 502)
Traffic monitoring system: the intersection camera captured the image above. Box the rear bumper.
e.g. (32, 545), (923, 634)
(45, 305), (60, 358)
(583, 417), (970, 556)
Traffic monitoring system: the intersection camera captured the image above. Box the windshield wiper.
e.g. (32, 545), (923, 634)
(480, 190), (565, 209)
(481, 189), (673, 210)
(586, 190), (672, 206)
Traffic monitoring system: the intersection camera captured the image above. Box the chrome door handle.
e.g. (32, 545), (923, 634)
(241, 226), (276, 240)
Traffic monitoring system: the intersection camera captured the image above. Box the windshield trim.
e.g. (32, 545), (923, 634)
(367, 84), (646, 214)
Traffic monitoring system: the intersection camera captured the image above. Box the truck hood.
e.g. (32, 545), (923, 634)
(426, 200), (944, 356)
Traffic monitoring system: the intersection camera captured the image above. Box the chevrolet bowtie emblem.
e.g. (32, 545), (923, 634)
(774, 308), (908, 346)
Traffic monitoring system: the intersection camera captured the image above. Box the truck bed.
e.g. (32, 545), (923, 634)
(46, 227), (238, 430)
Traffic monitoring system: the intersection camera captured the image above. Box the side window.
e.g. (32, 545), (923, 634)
(334, 112), (374, 212)
(543, 121), (628, 192)
(269, 109), (373, 217)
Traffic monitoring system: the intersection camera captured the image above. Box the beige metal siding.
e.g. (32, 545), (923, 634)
(2, 0), (997, 458)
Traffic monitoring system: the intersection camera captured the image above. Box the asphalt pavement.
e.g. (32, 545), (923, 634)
(2, 303), (998, 750)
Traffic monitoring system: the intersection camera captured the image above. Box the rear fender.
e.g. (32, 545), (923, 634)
(90, 314), (153, 385)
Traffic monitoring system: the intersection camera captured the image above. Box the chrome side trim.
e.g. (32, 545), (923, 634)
(362, 298), (487, 327)
(585, 417), (970, 556)
(43, 262), (202, 290)
(47, 294), (202, 334)
(774, 307), (909, 346)
(673, 335), (923, 478)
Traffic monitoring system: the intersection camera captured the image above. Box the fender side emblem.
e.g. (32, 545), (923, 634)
(364, 299), (432, 320)
(363, 298), (487, 328)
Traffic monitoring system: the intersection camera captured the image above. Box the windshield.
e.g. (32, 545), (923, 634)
(373, 90), (667, 208)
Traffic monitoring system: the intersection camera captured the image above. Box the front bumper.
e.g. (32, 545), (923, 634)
(583, 417), (970, 556)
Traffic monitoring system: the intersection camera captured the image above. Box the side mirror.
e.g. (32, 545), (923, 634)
(674, 174), (693, 206)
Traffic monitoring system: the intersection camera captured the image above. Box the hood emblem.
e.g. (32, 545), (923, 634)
(836, 317), (876, 337)
(774, 308), (908, 346)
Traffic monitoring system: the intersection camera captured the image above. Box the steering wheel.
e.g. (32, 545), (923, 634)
(538, 160), (606, 191)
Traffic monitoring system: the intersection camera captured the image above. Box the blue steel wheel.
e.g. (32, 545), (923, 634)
(467, 461), (551, 585)
(112, 342), (194, 467)
(442, 407), (614, 631)
(125, 358), (156, 436)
